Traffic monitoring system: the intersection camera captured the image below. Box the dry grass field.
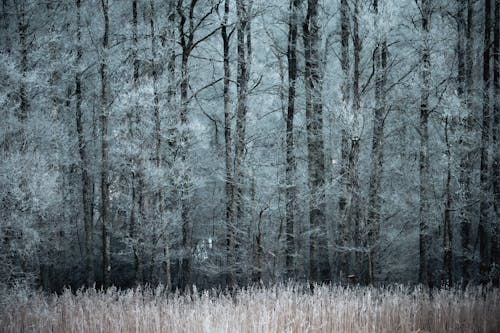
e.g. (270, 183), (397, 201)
(0, 284), (498, 333)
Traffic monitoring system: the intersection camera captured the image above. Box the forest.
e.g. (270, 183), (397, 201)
(0, 0), (499, 294)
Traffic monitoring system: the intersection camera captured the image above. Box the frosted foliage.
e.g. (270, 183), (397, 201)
(0, 0), (498, 292)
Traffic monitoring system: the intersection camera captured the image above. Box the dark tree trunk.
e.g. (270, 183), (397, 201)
(337, 0), (350, 282)
(177, 0), (193, 291)
(493, 0), (500, 213)
(479, 0), (492, 284)
(347, 0), (361, 280)
(491, 0), (500, 286)
(129, 0), (144, 285)
(304, 0), (330, 283)
(161, 0), (176, 291)
(100, 0), (111, 288)
(418, 0), (431, 287)
(457, 0), (466, 97)
(460, 0), (474, 286)
(285, 0), (301, 278)
(1, 0), (11, 54)
(367, 0), (387, 284)
(221, 0), (234, 286)
(443, 117), (453, 285)
(180, 53), (191, 291)
(18, 6), (28, 121)
(228, 0), (250, 284)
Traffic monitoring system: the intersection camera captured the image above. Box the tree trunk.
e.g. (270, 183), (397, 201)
(367, 0), (387, 284)
(177, 0), (192, 291)
(347, 0), (361, 281)
(221, 0), (234, 286)
(228, 0), (250, 284)
(285, 0), (300, 279)
(457, 0), (466, 97)
(1, 0), (11, 54)
(443, 117), (453, 285)
(460, 0), (474, 286)
(180, 54), (191, 291)
(161, 0), (175, 291)
(304, 0), (330, 282)
(418, 0), (431, 287)
(491, 0), (500, 286)
(100, 0), (111, 288)
(479, 0), (491, 284)
(129, 0), (143, 285)
(337, 0), (350, 282)
(17, 6), (28, 121)
(76, 0), (94, 287)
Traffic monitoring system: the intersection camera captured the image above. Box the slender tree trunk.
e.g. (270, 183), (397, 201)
(479, 0), (491, 284)
(347, 0), (361, 280)
(1, 0), (10, 54)
(337, 0), (350, 282)
(228, 0), (249, 284)
(100, 0), (111, 288)
(493, 0), (500, 214)
(460, 0), (474, 286)
(129, 0), (143, 285)
(457, 1), (466, 97)
(177, 0), (192, 291)
(304, 0), (330, 282)
(367, 0), (387, 284)
(285, 0), (300, 278)
(180, 52), (191, 291)
(161, 0), (175, 291)
(418, 0), (431, 287)
(443, 117), (453, 285)
(465, 0), (473, 101)
(491, 0), (500, 286)
(17, 6), (28, 121)
(221, 0), (234, 286)
(76, 0), (94, 287)
(493, 0), (500, 213)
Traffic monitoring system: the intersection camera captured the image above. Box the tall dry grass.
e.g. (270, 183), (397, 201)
(0, 284), (498, 333)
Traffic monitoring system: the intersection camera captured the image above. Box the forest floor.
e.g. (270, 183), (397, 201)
(0, 284), (498, 333)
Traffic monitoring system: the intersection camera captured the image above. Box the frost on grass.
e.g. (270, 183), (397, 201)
(1, 284), (498, 333)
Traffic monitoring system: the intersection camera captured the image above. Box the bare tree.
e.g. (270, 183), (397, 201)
(177, 0), (192, 291)
(161, 0), (176, 291)
(418, 0), (431, 287)
(17, 2), (28, 121)
(367, 0), (388, 284)
(285, 0), (301, 278)
(176, 0), (221, 290)
(129, 0), (144, 285)
(492, 0), (500, 286)
(221, 0), (234, 285)
(443, 116), (453, 285)
(1, 0), (10, 54)
(228, 0), (251, 284)
(459, 0), (474, 286)
(303, 0), (330, 282)
(100, 0), (111, 288)
(479, 0), (492, 284)
(337, 0), (350, 282)
(348, 0), (362, 280)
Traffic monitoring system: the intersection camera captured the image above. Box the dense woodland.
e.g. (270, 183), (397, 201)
(0, 0), (498, 292)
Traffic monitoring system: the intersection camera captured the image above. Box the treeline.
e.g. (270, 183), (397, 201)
(0, 0), (498, 292)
